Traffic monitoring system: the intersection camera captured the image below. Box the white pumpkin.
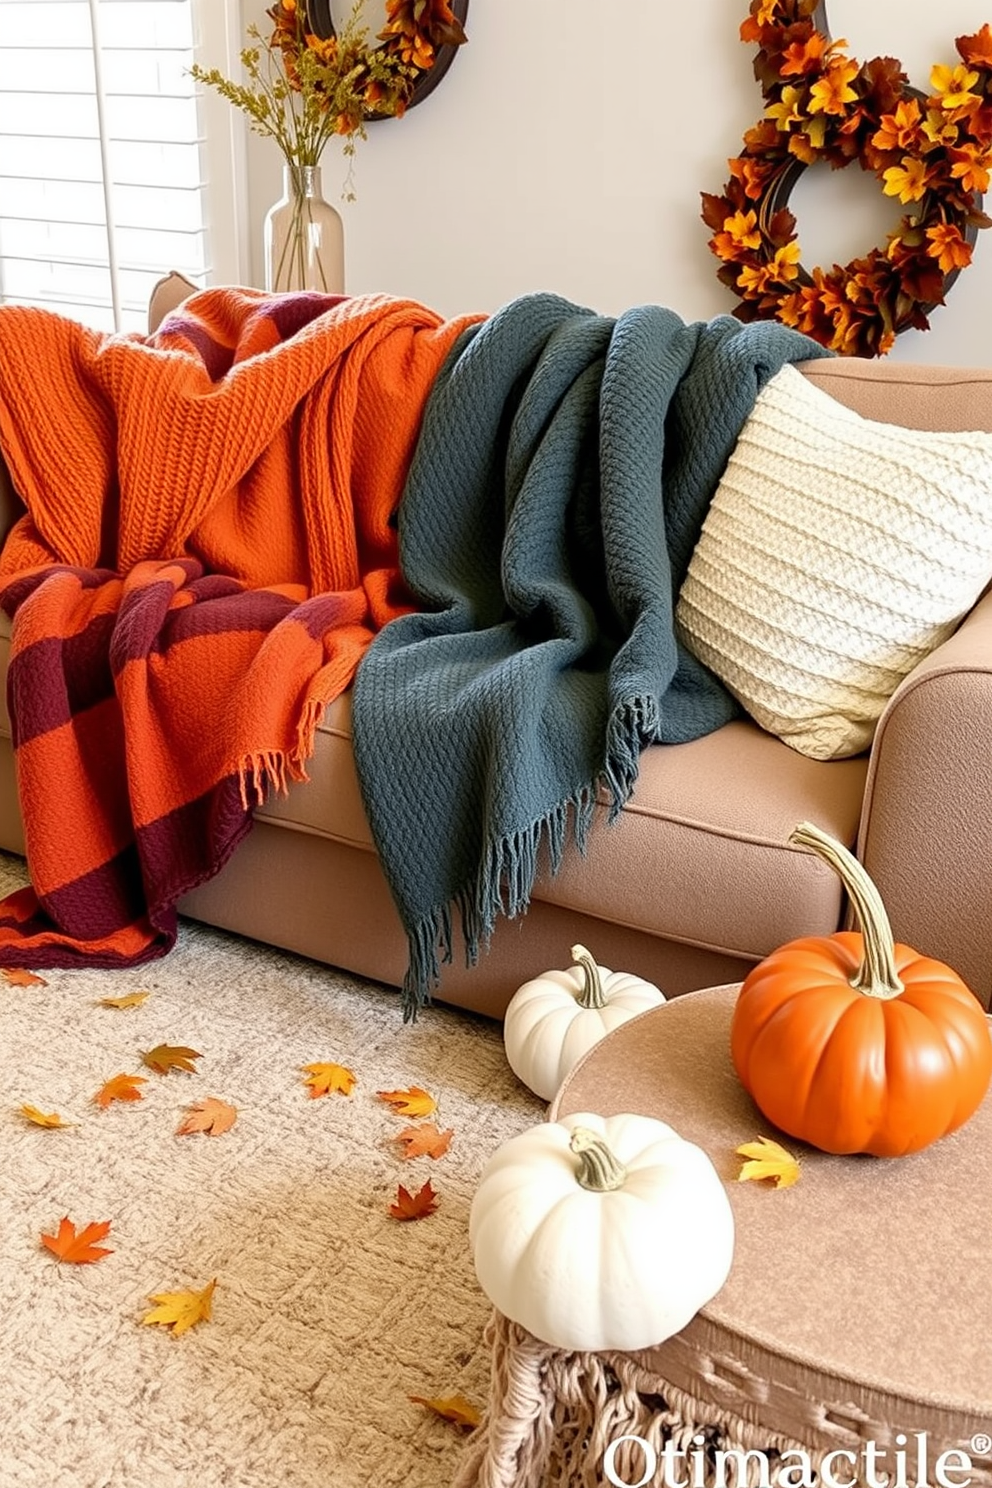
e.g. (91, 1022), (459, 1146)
(469, 1110), (735, 1353)
(503, 945), (666, 1101)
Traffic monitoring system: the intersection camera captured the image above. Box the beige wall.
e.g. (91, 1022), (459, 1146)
(238, 0), (992, 364)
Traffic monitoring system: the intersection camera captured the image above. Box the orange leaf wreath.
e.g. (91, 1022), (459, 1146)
(702, 0), (992, 356)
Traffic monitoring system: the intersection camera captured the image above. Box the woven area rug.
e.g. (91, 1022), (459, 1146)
(0, 851), (544, 1488)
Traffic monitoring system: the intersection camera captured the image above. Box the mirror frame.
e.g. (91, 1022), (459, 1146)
(304, 0), (470, 113)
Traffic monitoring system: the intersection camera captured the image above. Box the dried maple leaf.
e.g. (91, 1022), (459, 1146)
(175, 1097), (237, 1137)
(393, 1122), (453, 1160)
(93, 1072), (148, 1108)
(736, 1136), (801, 1189)
(302, 1061), (356, 1098)
(141, 1277), (217, 1336)
(98, 991), (150, 1010)
(40, 1216), (113, 1264)
(409, 1393), (481, 1430)
(389, 1179), (439, 1221)
(377, 1085), (437, 1119)
(19, 1104), (75, 1129)
(141, 1044), (201, 1076)
(1, 967), (47, 987)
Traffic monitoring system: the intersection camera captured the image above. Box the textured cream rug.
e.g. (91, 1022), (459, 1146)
(0, 852), (544, 1488)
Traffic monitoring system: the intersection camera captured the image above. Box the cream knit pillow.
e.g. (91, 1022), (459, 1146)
(675, 363), (992, 760)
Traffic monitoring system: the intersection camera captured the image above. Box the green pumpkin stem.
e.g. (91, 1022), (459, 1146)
(569, 1126), (628, 1191)
(571, 944), (606, 1009)
(789, 821), (904, 999)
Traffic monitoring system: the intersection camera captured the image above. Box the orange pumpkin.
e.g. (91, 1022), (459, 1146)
(730, 822), (992, 1158)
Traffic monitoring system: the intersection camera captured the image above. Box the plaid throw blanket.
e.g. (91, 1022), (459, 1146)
(0, 287), (481, 968)
(351, 294), (826, 1016)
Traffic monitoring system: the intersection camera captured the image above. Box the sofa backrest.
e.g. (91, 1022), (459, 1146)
(799, 357), (992, 433)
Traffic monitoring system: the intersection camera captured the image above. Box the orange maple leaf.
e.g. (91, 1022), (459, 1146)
(409, 1393), (481, 1430)
(302, 1061), (356, 1098)
(140, 1044), (201, 1076)
(393, 1122), (453, 1160)
(93, 1072), (148, 1108)
(18, 1104), (75, 1129)
(1, 967), (47, 987)
(389, 1179), (439, 1221)
(40, 1216), (113, 1264)
(175, 1097), (237, 1137)
(377, 1086), (437, 1119)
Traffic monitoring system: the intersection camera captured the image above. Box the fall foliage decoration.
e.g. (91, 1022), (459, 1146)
(392, 1122), (453, 1160)
(175, 1098), (238, 1137)
(377, 1085), (437, 1119)
(98, 992), (150, 1010)
(736, 1135), (801, 1188)
(1, 967), (46, 987)
(93, 1072), (148, 1108)
(18, 1104), (74, 1129)
(702, 1), (992, 356)
(408, 1393), (481, 1430)
(389, 1178), (439, 1220)
(141, 1278), (217, 1336)
(140, 1044), (202, 1076)
(302, 1060), (356, 1098)
(40, 1216), (113, 1264)
(190, 0), (468, 186)
(731, 822), (992, 1156)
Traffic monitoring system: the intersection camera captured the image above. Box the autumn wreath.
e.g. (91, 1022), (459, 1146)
(702, 0), (992, 356)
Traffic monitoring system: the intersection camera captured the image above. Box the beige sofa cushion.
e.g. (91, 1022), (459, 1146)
(254, 690), (867, 961)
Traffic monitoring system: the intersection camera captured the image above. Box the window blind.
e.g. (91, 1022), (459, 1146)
(0, 0), (227, 332)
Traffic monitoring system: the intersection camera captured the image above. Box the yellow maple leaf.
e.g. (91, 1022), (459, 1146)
(736, 1136), (801, 1189)
(409, 1393), (481, 1430)
(98, 991), (150, 1010)
(302, 1061), (356, 1098)
(18, 1104), (75, 1129)
(142, 1277), (217, 1337)
(175, 1097), (237, 1136)
(140, 1044), (201, 1075)
(376, 1085), (437, 1119)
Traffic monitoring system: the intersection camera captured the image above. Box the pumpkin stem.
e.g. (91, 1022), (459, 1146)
(569, 1126), (628, 1191)
(789, 821), (904, 999)
(571, 944), (606, 1010)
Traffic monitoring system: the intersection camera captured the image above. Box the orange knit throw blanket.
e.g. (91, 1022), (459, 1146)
(0, 286), (481, 967)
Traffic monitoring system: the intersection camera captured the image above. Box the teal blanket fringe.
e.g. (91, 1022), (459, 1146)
(351, 293), (827, 1018)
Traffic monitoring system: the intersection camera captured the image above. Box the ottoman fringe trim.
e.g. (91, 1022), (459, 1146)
(453, 1311), (828, 1488)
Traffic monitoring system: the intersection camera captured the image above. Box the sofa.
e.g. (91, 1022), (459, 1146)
(0, 278), (990, 1020)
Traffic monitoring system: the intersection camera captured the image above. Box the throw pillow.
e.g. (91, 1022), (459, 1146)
(674, 362), (992, 760)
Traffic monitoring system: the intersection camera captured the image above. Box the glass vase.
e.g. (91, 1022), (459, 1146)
(263, 164), (345, 295)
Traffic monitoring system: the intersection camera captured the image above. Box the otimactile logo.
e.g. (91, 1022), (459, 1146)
(602, 1431), (990, 1488)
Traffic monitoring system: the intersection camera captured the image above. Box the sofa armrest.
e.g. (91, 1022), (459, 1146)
(857, 587), (992, 1009)
(0, 449), (25, 550)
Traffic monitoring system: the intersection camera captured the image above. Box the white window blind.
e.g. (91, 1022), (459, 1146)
(0, 0), (244, 333)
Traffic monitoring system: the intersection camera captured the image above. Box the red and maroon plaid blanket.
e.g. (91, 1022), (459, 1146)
(0, 286), (482, 968)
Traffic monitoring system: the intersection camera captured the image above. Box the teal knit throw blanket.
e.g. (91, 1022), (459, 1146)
(351, 294), (826, 1017)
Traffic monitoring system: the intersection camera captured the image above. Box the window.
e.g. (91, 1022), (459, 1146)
(0, 0), (245, 332)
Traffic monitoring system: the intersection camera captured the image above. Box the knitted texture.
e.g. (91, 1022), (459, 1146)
(675, 363), (992, 760)
(351, 294), (825, 1016)
(0, 287), (480, 969)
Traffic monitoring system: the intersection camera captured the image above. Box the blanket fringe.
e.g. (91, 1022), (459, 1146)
(399, 692), (664, 1020)
(238, 750), (292, 810)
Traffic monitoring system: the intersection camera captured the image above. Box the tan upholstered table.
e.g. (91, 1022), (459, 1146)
(455, 985), (992, 1488)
